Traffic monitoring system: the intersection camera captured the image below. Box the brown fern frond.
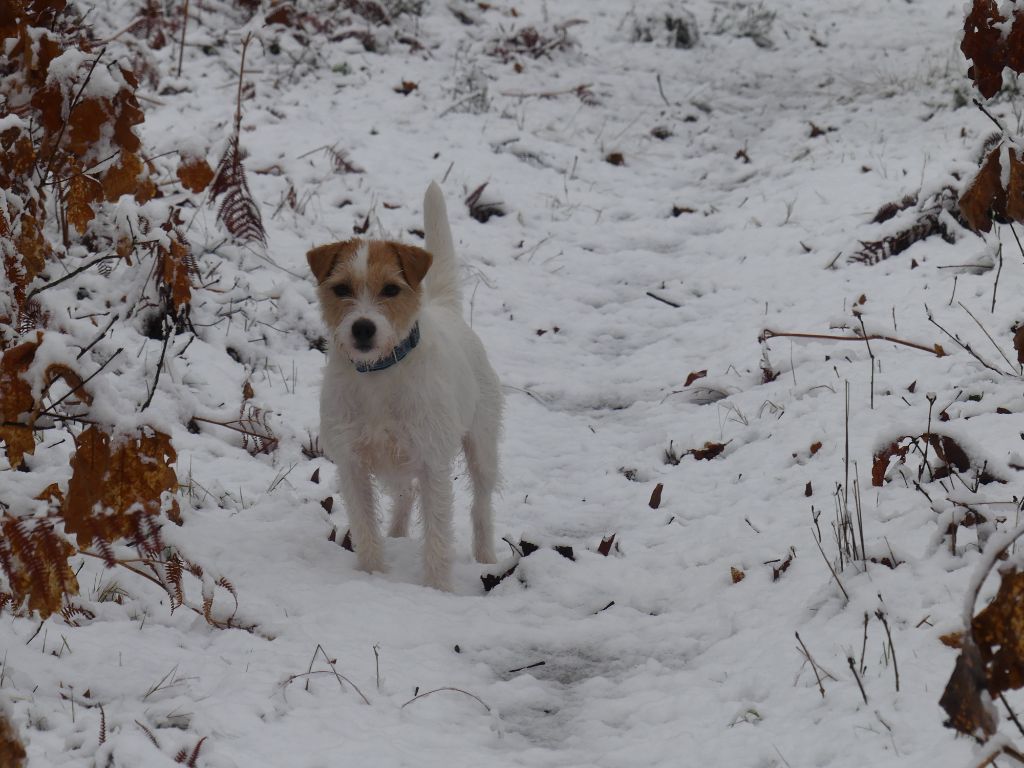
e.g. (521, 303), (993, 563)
(60, 602), (96, 626)
(175, 736), (206, 766)
(209, 133), (266, 246)
(165, 553), (184, 609)
(849, 187), (962, 266)
(326, 146), (363, 174)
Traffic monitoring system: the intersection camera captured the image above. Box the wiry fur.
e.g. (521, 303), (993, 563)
(309, 182), (502, 591)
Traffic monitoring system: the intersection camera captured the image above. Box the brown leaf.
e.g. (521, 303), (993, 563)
(0, 710), (26, 768)
(605, 152), (625, 166)
(160, 237), (193, 310)
(320, 496), (333, 513)
(962, 0), (1015, 99)
(648, 483), (663, 509)
(1007, 148), (1024, 222)
(112, 91), (144, 153)
(810, 441), (822, 455)
(101, 152), (144, 202)
(0, 334), (43, 468)
(598, 534), (616, 556)
(730, 567), (745, 584)
(241, 379), (255, 402)
(940, 632), (964, 649)
(959, 146), (1006, 233)
(34, 483), (64, 507)
(940, 639), (998, 737)
(804, 481), (812, 497)
(177, 156), (215, 194)
(684, 369), (707, 387)
(66, 168), (100, 234)
(67, 99), (107, 156)
(972, 568), (1024, 695)
(691, 441), (726, 461)
(62, 426), (179, 551)
(1014, 326), (1024, 365)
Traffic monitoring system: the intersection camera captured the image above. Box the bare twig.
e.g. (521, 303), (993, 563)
(761, 329), (943, 357)
(847, 656), (868, 704)
(26, 254), (124, 301)
(794, 632), (826, 698)
(400, 686), (491, 713)
(176, 0), (190, 78)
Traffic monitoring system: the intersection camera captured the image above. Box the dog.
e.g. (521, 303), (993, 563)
(307, 182), (502, 591)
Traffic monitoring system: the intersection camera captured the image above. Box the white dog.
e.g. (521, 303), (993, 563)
(307, 183), (502, 591)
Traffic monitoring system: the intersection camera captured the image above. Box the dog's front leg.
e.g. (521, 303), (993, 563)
(418, 465), (454, 591)
(336, 458), (385, 573)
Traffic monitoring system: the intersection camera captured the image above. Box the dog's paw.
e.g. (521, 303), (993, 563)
(424, 574), (453, 592)
(356, 553), (388, 574)
(473, 544), (497, 565)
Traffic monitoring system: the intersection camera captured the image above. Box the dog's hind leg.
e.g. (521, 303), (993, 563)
(418, 466), (455, 591)
(463, 418), (498, 565)
(337, 460), (386, 573)
(387, 485), (415, 538)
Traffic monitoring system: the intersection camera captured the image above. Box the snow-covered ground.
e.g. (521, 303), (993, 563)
(5, 0), (1020, 765)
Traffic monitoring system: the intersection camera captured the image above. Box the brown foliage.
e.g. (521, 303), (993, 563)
(177, 155), (215, 193)
(941, 564), (1024, 740)
(63, 426), (178, 553)
(872, 433), (972, 486)
(0, 516), (79, 618)
(0, 710), (26, 768)
(962, 0), (1024, 99)
(209, 133), (267, 245)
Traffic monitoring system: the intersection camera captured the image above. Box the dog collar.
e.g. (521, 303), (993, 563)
(354, 323), (420, 373)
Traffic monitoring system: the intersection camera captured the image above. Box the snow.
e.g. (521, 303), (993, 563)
(3, 0), (1021, 765)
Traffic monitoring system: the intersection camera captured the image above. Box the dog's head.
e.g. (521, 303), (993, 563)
(307, 239), (432, 366)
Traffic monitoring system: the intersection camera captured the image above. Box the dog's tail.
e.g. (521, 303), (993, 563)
(423, 181), (462, 310)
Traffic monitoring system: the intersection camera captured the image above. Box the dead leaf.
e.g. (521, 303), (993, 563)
(648, 483), (663, 509)
(0, 334), (43, 468)
(962, 0), (1004, 99)
(730, 567), (745, 584)
(177, 156), (215, 194)
(67, 98), (107, 156)
(66, 168), (100, 233)
(102, 152), (143, 202)
(690, 441), (726, 461)
(598, 534), (616, 556)
(960, 146), (1006, 233)
(684, 369), (707, 387)
(1014, 326), (1024, 365)
(940, 638), (998, 738)
(804, 481), (812, 497)
(62, 426), (179, 552)
(810, 441), (822, 455)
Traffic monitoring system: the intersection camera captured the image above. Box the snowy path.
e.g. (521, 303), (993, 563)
(6, 1), (1009, 766)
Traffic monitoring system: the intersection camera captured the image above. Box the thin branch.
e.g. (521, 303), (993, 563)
(794, 631), (826, 698)
(38, 348), (123, 418)
(847, 656), (868, 704)
(26, 254), (124, 301)
(140, 326), (172, 412)
(400, 686), (491, 713)
(958, 300), (1017, 374)
(760, 329), (942, 357)
(925, 305), (1009, 376)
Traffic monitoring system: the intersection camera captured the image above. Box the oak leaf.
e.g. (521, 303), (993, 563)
(0, 334), (42, 468)
(960, 146), (1005, 233)
(62, 426), (179, 552)
(177, 156), (215, 194)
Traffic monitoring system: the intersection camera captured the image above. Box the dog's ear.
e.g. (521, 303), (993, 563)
(391, 243), (433, 289)
(307, 242), (354, 284)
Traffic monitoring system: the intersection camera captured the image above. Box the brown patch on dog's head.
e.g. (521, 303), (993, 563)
(309, 239), (432, 364)
(307, 240), (359, 284)
(390, 243), (432, 290)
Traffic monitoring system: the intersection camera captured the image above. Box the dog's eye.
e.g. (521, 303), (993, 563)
(332, 283), (352, 298)
(381, 284), (401, 298)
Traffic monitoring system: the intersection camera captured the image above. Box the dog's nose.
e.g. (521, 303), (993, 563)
(351, 319), (377, 349)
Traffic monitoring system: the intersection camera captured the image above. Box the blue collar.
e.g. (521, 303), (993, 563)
(354, 324), (420, 373)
